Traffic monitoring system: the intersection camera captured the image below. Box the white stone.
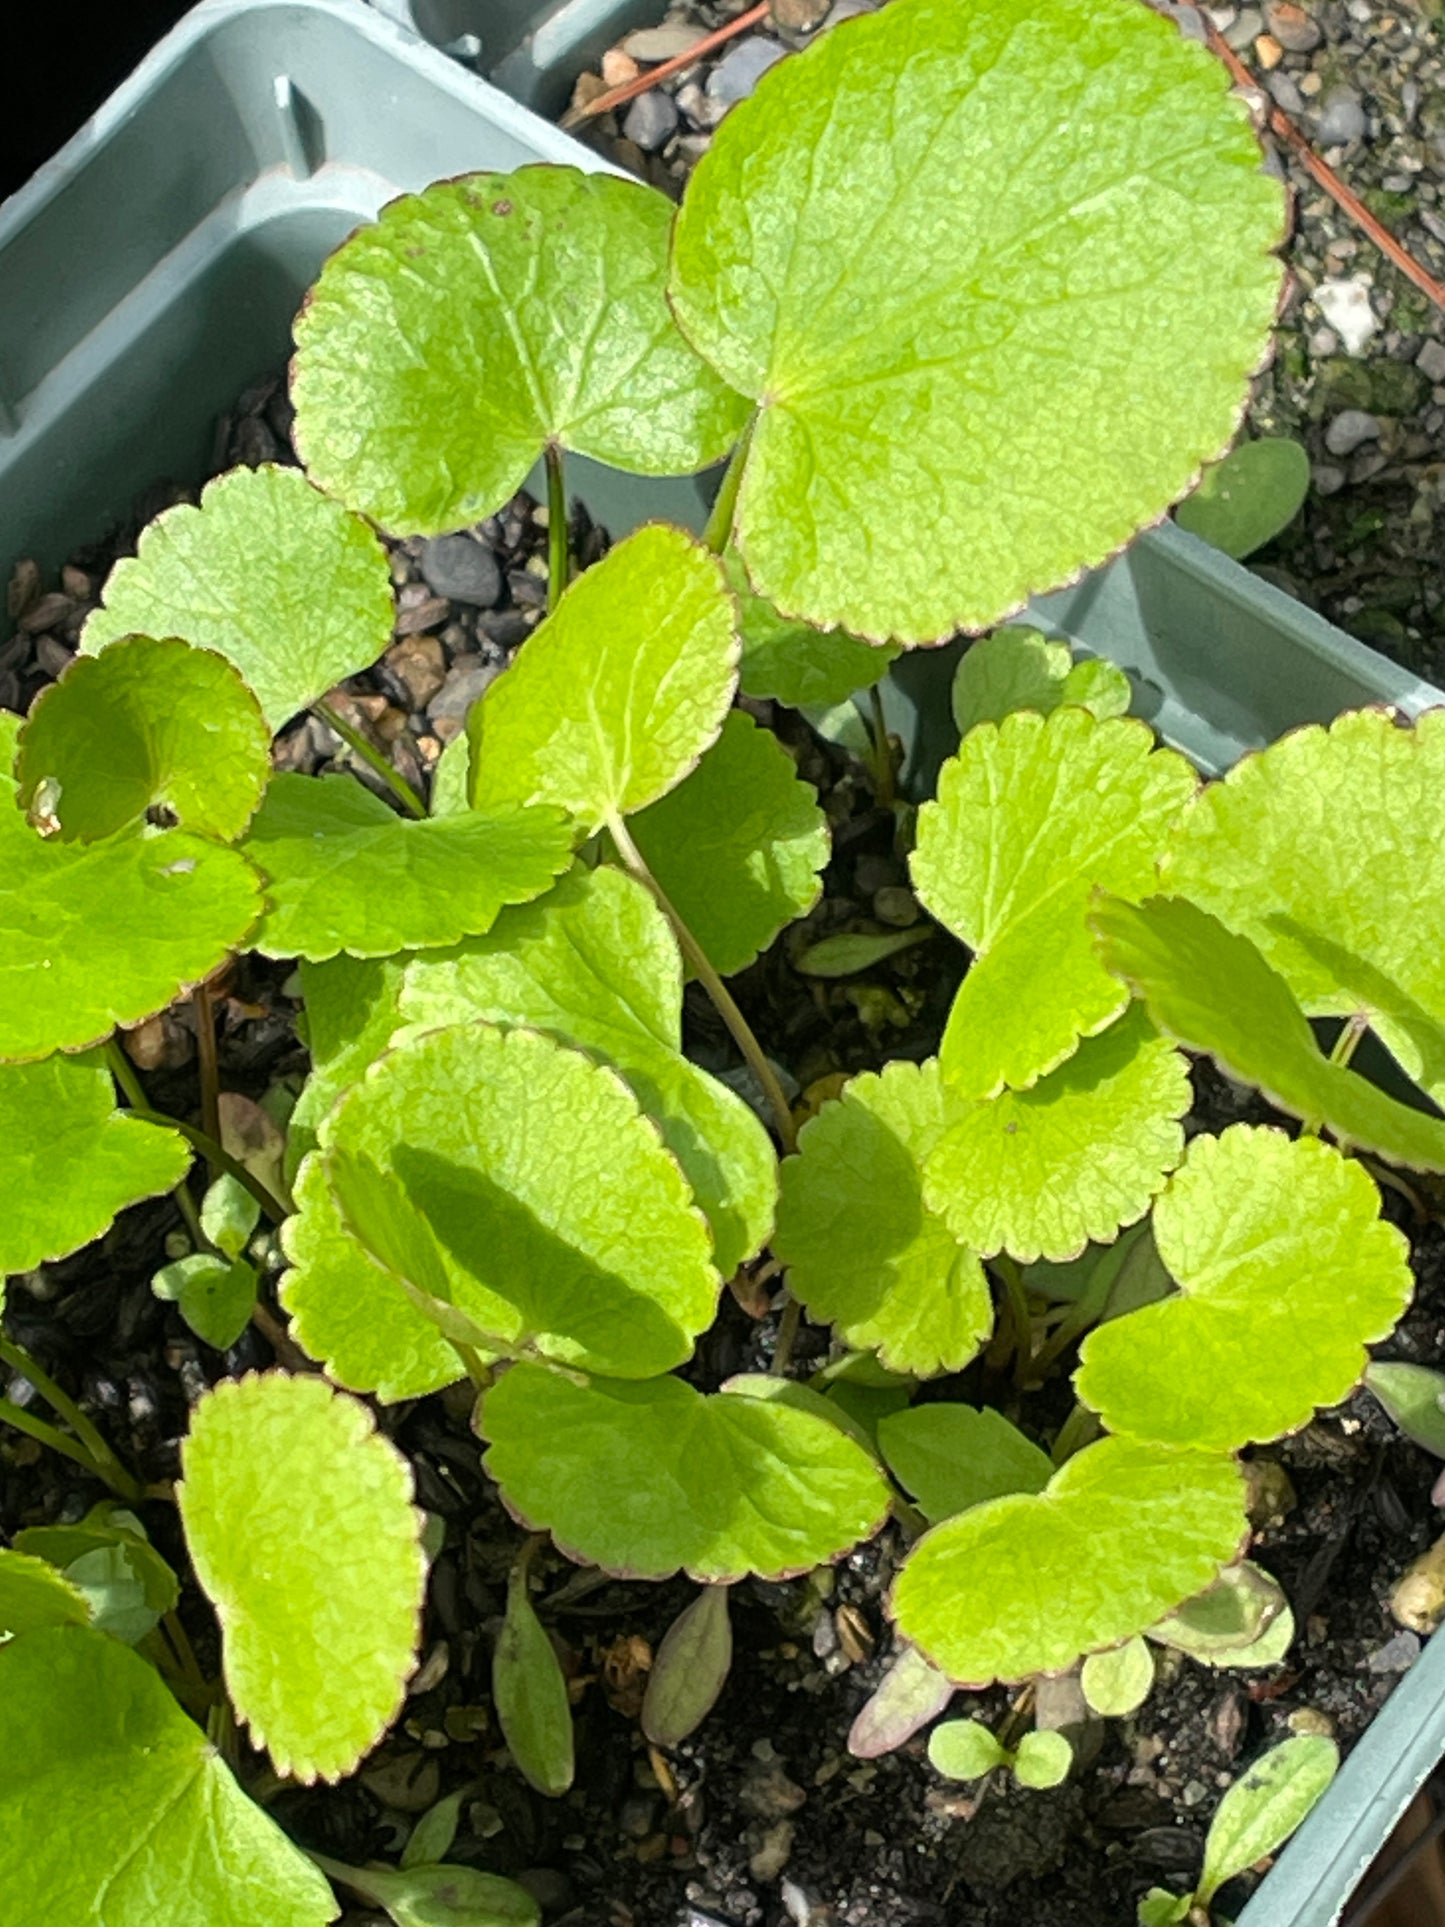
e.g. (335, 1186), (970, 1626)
(1311, 276), (1379, 357)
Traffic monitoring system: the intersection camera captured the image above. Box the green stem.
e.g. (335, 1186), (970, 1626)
(1051, 1401), (1101, 1467)
(867, 684), (896, 808)
(0, 1338), (142, 1501)
(314, 699), (427, 820)
(544, 441), (570, 612)
(306, 1854), (393, 1909)
(107, 1049), (289, 1226)
(1330, 1011), (1369, 1069)
(194, 980), (222, 1166)
(605, 810), (796, 1153)
(702, 412), (757, 557)
(105, 1040), (149, 1113)
(163, 1609), (213, 1700)
(0, 1397), (135, 1493)
(993, 1254), (1033, 1384)
(770, 1297), (803, 1377)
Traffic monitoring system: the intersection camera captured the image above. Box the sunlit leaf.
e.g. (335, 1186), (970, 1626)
(1174, 435), (1310, 559)
(728, 549), (897, 708)
(289, 954), (407, 1180)
(927, 1718), (1007, 1781)
(1014, 1730), (1073, 1790)
(1080, 1636), (1154, 1717)
(14, 1502), (178, 1624)
(153, 1251), (258, 1351)
(951, 627), (1130, 736)
(0, 1549), (92, 1637)
(1196, 1736), (1338, 1908)
(876, 1404), (1052, 1523)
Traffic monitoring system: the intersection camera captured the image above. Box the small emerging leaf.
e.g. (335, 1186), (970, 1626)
(847, 1644), (955, 1759)
(1366, 1361), (1445, 1459)
(1080, 1637), (1154, 1717)
(153, 1251), (257, 1352)
(334, 1861), (539, 1927)
(83, 464), (395, 732)
(201, 1172), (261, 1260)
(1138, 1890), (1192, 1927)
(1148, 1562), (1287, 1660)
(794, 927), (932, 978)
(1175, 435), (1311, 559)
(1196, 1735), (1338, 1908)
(493, 1565), (574, 1797)
(62, 1543), (162, 1645)
(401, 1791), (466, 1872)
(642, 1585), (733, 1748)
(179, 1371), (427, 1782)
(728, 549), (897, 708)
(927, 1718), (1008, 1782)
(877, 1405), (1052, 1523)
(951, 627), (1130, 736)
(1014, 1729), (1073, 1790)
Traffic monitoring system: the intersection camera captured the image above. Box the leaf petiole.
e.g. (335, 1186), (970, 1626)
(544, 441), (569, 612)
(313, 698), (428, 820)
(106, 1044), (288, 1224)
(0, 1338), (143, 1501)
(702, 412), (756, 557)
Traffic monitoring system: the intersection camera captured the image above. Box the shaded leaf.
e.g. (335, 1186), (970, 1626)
(1014, 1730), (1073, 1790)
(401, 1792), (466, 1873)
(952, 627), (1130, 736)
(17, 635), (270, 842)
(480, 1362), (890, 1582)
(153, 1251), (258, 1351)
(14, 1502), (178, 1620)
(774, 1059), (992, 1376)
(327, 1860), (538, 1927)
(927, 1719), (1008, 1781)
(728, 549), (897, 708)
(1365, 1361), (1445, 1458)
(289, 955), (407, 1180)
(179, 1371), (427, 1782)
(794, 926), (932, 978)
(0, 1548), (93, 1637)
(847, 1645), (955, 1759)
(493, 1565), (574, 1797)
(669, 0), (1283, 640)
(1080, 1636), (1154, 1717)
(923, 1005), (1191, 1263)
(83, 464), (395, 732)
(1197, 1736), (1338, 1908)
(1076, 1126), (1411, 1451)
(240, 774), (572, 962)
(642, 1585), (733, 1748)
(627, 710), (829, 977)
(1174, 435), (1310, 559)
(891, 1435), (1247, 1684)
(0, 1049), (188, 1274)
(913, 709), (1196, 1097)
(1147, 1562), (1287, 1660)
(293, 167), (746, 534)
(201, 1172), (261, 1259)
(876, 1405), (1052, 1523)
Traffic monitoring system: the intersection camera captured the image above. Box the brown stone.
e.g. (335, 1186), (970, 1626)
(385, 633), (447, 709)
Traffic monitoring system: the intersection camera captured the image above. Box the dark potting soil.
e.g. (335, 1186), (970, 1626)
(4, 377), (1445, 1927)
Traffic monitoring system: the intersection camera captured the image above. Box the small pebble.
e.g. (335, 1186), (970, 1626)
(1312, 275), (1379, 356)
(429, 659), (500, 726)
(1323, 408), (1381, 457)
(1311, 462), (1346, 496)
(418, 533), (503, 608)
(1254, 31), (1283, 67)
(621, 23), (709, 62)
(1262, 0), (1322, 51)
(1416, 339), (1445, 385)
(1265, 71), (1306, 116)
(1224, 5), (1263, 47)
(706, 38), (788, 105)
(1366, 1630), (1421, 1674)
(749, 1820), (796, 1883)
(624, 88), (681, 151)
(601, 48), (640, 87)
(1314, 86), (1366, 147)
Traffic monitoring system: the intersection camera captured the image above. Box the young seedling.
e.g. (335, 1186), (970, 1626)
(928, 1717), (1073, 1792)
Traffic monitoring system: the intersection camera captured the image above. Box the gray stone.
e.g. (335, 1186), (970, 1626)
(621, 23), (708, 62)
(1223, 6), (1263, 48)
(1263, 0), (1322, 51)
(1417, 338), (1445, 384)
(1311, 462), (1346, 496)
(824, 0), (879, 22)
(707, 38), (788, 105)
(418, 533), (502, 608)
(1266, 71), (1306, 116)
(623, 88), (680, 152)
(1324, 408), (1381, 456)
(1366, 1630), (1421, 1673)
(1315, 87), (1366, 147)
(428, 658), (500, 725)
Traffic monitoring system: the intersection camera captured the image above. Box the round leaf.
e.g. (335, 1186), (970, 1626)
(399, 864), (775, 1278)
(1014, 1729), (1073, 1790)
(0, 1049), (189, 1273)
(1080, 1636), (1154, 1717)
(876, 1405), (1052, 1523)
(284, 1022), (719, 1392)
(1075, 1126), (1412, 1452)
(467, 525), (738, 833)
(293, 167), (747, 534)
(493, 1567), (574, 1797)
(1148, 1561), (1290, 1664)
(627, 710), (830, 977)
(913, 709), (1196, 1098)
(1174, 436), (1310, 559)
(951, 627), (1131, 736)
(240, 774), (573, 961)
(83, 464), (395, 733)
(927, 1718), (1008, 1782)
(775, 1060), (992, 1377)
(728, 550), (898, 708)
(0, 1625), (338, 1925)
(480, 1362), (890, 1582)
(1164, 709), (1445, 1108)
(0, 1548), (93, 1637)
(891, 1435), (1247, 1684)
(154, 1251), (258, 1352)
(16, 636), (270, 842)
(669, 0), (1284, 641)
(179, 1371), (427, 1783)
(1366, 1361), (1445, 1459)
(923, 1006), (1191, 1263)
(1197, 1736), (1338, 1909)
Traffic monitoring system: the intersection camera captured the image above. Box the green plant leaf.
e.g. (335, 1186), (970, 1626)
(627, 710), (830, 977)
(293, 167), (746, 535)
(240, 774), (572, 962)
(1080, 1636), (1154, 1717)
(669, 0), (1283, 642)
(14, 1502), (178, 1620)
(1164, 709), (1445, 1108)
(927, 1718), (1009, 1781)
(289, 955), (407, 1180)
(1076, 1125), (1411, 1452)
(642, 1585), (734, 1748)
(493, 1564), (574, 1797)
(794, 927), (933, 978)
(0, 782), (262, 1064)
(1196, 1736), (1338, 1908)
(1091, 894), (1445, 1173)
(728, 549), (897, 707)
(1138, 1889), (1192, 1927)
(847, 1644), (955, 1759)
(83, 464), (395, 733)
(283, 1022), (719, 1394)
(153, 1251), (258, 1351)
(876, 1405), (1052, 1523)
(1014, 1729), (1073, 1790)
(951, 628), (1131, 736)
(0, 1049), (189, 1273)
(890, 1435), (1246, 1684)
(913, 710), (1196, 1097)
(1146, 1561), (1285, 1658)
(774, 1059), (992, 1377)
(0, 1625), (338, 1925)
(401, 1792), (466, 1872)
(327, 1860), (539, 1927)
(923, 1005), (1191, 1262)
(202, 1172), (262, 1259)
(1174, 435), (1310, 559)
(480, 1362), (890, 1582)
(178, 1370), (427, 1782)
(398, 864), (775, 1278)
(1365, 1361), (1445, 1458)
(59, 1544), (161, 1644)
(0, 1548), (93, 1636)
(468, 526), (737, 833)
(16, 635), (271, 842)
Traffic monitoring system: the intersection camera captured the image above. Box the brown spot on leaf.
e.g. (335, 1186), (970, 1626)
(492, 199), (513, 216)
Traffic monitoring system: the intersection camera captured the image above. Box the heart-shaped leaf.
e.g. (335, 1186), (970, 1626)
(1174, 435), (1310, 559)
(398, 865), (775, 1278)
(1076, 1126), (1412, 1452)
(1197, 1736), (1338, 1909)
(627, 710), (830, 977)
(923, 1005), (1191, 1263)
(480, 1362), (890, 1582)
(293, 167), (747, 534)
(727, 550), (897, 708)
(1164, 710), (1445, 1107)
(240, 774), (572, 962)
(282, 1022), (719, 1396)
(179, 1371), (427, 1782)
(468, 526), (737, 833)
(0, 1549), (93, 1636)
(876, 1405), (1053, 1523)
(0, 1050), (188, 1273)
(83, 464), (395, 732)
(951, 628), (1131, 737)
(1091, 894), (1445, 1173)
(774, 1059), (992, 1377)
(669, 0), (1283, 641)
(16, 635), (271, 842)
(0, 1625), (338, 1925)
(891, 1435), (1247, 1684)
(912, 709), (1196, 1097)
